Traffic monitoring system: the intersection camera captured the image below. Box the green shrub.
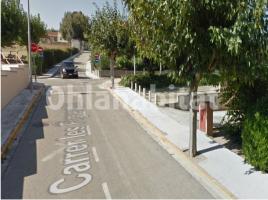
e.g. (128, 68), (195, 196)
(42, 48), (78, 72)
(134, 56), (157, 71)
(119, 73), (151, 88)
(199, 73), (221, 86)
(99, 54), (110, 70)
(71, 48), (79, 55)
(90, 51), (110, 70)
(221, 79), (268, 135)
(119, 73), (187, 89)
(242, 111), (268, 172)
(116, 55), (133, 70)
(32, 54), (43, 75)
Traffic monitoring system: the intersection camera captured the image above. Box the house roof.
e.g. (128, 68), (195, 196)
(47, 31), (58, 37)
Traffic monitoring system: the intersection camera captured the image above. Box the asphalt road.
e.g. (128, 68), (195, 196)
(1, 53), (213, 199)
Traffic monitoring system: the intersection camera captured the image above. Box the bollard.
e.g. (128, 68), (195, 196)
(154, 93), (157, 105)
(148, 91), (151, 101)
(138, 85), (141, 95)
(135, 83), (137, 92)
(143, 88), (146, 97)
(130, 82), (133, 90)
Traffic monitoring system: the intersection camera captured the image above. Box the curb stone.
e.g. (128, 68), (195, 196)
(107, 85), (236, 199)
(1, 86), (45, 159)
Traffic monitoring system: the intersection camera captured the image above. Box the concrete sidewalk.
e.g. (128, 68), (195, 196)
(113, 86), (268, 199)
(1, 83), (45, 157)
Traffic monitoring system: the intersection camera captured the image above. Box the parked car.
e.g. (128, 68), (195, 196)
(60, 61), (78, 78)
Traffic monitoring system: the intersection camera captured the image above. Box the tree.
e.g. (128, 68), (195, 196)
(30, 14), (47, 43)
(1, 0), (46, 47)
(20, 13), (47, 46)
(60, 11), (89, 41)
(88, 2), (134, 88)
(1, 0), (26, 46)
(125, 0), (268, 156)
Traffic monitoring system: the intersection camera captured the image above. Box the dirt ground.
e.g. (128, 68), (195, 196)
(2, 45), (28, 57)
(2, 43), (71, 57)
(211, 127), (243, 157)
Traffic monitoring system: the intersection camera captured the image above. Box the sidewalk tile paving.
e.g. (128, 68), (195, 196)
(113, 86), (268, 199)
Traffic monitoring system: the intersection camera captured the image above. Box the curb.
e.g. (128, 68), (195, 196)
(50, 64), (61, 77)
(1, 86), (45, 159)
(108, 86), (236, 199)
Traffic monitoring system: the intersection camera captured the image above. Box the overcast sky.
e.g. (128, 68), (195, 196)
(20, 0), (125, 30)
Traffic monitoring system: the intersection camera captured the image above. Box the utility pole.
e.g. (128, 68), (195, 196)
(27, 0), (33, 93)
(159, 62), (162, 74)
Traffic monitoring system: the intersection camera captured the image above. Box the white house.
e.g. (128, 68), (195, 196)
(57, 32), (68, 43)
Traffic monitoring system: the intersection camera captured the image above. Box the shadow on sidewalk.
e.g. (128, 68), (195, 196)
(1, 94), (48, 199)
(198, 144), (224, 155)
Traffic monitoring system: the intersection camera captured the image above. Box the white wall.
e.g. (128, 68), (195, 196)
(71, 39), (81, 50)
(57, 32), (68, 43)
(1, 64), (30, 109)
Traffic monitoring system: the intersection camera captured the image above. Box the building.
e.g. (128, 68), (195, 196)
(40, 31), (68, 44)
(71, 39), (82, 50)
(57, 32), (68, 43)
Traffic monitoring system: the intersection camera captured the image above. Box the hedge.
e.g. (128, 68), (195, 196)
(241, 96), (268, 172)
(116, 55), (133, 70)
(119, 73), (187, 89)
(242, 112), (268, 172)
(42, 48), (79, 72)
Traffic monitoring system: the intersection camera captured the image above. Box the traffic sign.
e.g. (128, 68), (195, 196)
(95, 53), (100, 62)
(31, 43), (38, 52)
(37, 46), (43, 52)
(31, 43), (43, 53)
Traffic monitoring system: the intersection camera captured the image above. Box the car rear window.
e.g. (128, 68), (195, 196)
(63, 62), (74, 68)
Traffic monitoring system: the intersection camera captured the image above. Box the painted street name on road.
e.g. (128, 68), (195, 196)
(49, 110), (92, 194)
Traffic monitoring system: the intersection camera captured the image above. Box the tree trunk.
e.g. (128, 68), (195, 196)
(110, 52), (116, 88)
(189, 77), (199, 157)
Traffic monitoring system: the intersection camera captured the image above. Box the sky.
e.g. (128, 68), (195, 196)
(20, 0), (126, 30)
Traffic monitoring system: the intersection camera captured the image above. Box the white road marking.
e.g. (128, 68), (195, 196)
(41, 147), (65, 162)
(55, 142), (65, 146)
(86, 125), (92, 136)
(92, 147), (99, 162)
(102, 182), (112, 199)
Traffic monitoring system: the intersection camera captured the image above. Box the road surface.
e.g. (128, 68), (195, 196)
(1, 52), (213, 199)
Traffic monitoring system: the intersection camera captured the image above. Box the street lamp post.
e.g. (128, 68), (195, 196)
(133, 46), (136, 75)
(27, 0), (33, 93)
(133, 54), (136, 75)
